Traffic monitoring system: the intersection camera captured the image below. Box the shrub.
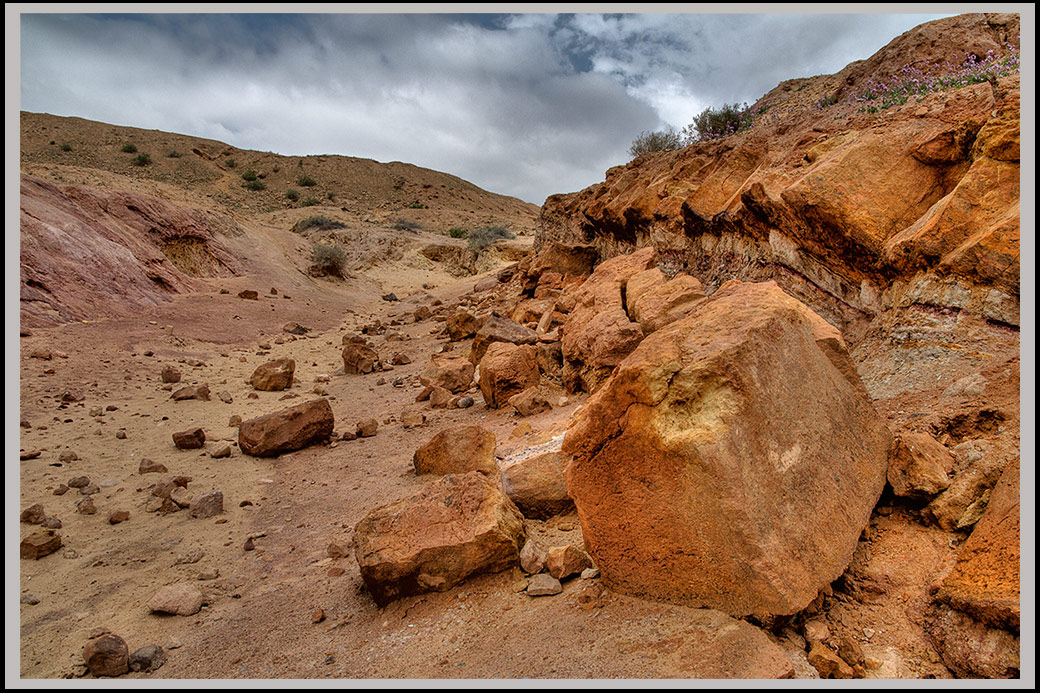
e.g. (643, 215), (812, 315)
(245, 179), (266, 191)
(294, 215), (346, 233)
(225, 158), (237, 168)
(467, 225), (514, 251)
(628, 128), (681, 158)
(297, 175), (317, 187)
(167, 150), (183, 158)
(285, 189), (300, 201)
(132, 153), (152, 166)
(681, 103), (753, 143)
(300, 196), (319, 207)
(448, 227), (468, 239)
(310, 243), (347, 277)
(121, 143), (138, 153)
(391, 219), (422, 232)
(407, 201), (424, 209)
(241, 169), (259, 182)
(60, 142), (72, 152)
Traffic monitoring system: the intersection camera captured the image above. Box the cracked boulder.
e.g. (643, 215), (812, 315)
(562, 280), (890, 618)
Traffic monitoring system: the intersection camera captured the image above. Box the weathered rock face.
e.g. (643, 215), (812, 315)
(19, 175), (241, 327)
(559, 247), (656, 393)
(238, 399), (334, 457)
(353, 471), (526, 606)
(469, 314), (538, 364)
(419, 353), (475, 394)
(538, 14), (1020, 332)
(563, 281), (890, 617)
(251, 358), (295, 391)
(935, 457), (1020, 631)
(478, 342), (540, 409)
(412, 425), (497, 476)
(627, 272), (706, 334)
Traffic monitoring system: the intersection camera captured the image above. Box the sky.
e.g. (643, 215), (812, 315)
(12, 7), (979, 204)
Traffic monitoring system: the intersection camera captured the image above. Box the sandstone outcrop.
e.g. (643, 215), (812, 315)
(238, 399), (334, 457)
(563, 280), (890, 617)
(353, 471), (526, 606)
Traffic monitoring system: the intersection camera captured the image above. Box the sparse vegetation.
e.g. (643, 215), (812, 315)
(132, 153), (152, 166)
(294, 215), (346, 233)
(285, 189), (300, 201)
(60, 142), (72, 152)
(310, 243), (348, 277)
(448, 227), (468, 239)
(628, 128), (681, 158)
(391, 219), (422, 233)
(681, 103), (753, 143)
(467, 225), (514, 251)
(225, 158), (237, 168)
(245, 179), (266, 191)
(241, 169), (259, 182)
(121, 143), (138, 154)
(407, 201), (425, 209)
(167, 150), (183, 158)
(300, 196), (320, 207)
(297, 175), (317, 187)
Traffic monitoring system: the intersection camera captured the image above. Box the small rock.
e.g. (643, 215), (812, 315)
(128, 645), (166, 673)
(58, 450), (79, 463)
(42, 517), (63, 529)
(312, 609), (326, 624)
(520, 540), (547, 575)
(208, 442), (232, 459)
(68, 476), (90, 488)
(172, 427), (206, 450)
(803, 618), (831, 646)
(808, 643), (854, 679)
(108, 510), (130, 524)
(21, 593), (40, 605)
(148, 583), (204, 616)
(20, 503), (47, 524)
(526, 574), (563, 597)
(139, 459), (167, 474)
(76, 497), (97, 515)
(53, 484), (69, 496)
(170, 487), (193, 508)
(238, 290), (259, 300)
(228, 415), (242, 427)
(20, 450), (42, 460)
(218, 391), (233, 404)
(20, 530), (63, 559)
(546, 545), (593, 580)
(83, 633), (129, 677)
(191, 490), (224, 519)
(356, 418), (378, 438)
(580, 567), (600, 580)
(160, 365), (182, 383)
(327, 543), (348, 559)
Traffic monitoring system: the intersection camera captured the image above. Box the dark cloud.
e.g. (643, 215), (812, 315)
(19, 10), (954, 204)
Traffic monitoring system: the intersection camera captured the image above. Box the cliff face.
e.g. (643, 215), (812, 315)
(538, 13), (1020, 338)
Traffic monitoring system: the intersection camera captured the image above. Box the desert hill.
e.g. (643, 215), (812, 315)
(18, 12), (1021, 682)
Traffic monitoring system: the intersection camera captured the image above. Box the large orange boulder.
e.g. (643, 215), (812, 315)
(413, 425), (497, 476)
(562, 280), (890, 617)
(238, 399), (334, 457)
(353, 471), (525, 606)
(477, 342), (540, 409)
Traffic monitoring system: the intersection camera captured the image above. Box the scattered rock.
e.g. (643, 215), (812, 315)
(478, 342), (540, 409)
(887, 430), (953, 498)
(546, 545), (593, 580)
(172, 427), (206, 450)
(208, 442), (232, 459)
(251, 358), (295, 391)
(500, 449), (573, 519)
(20, 503), (47, 525)
(190, 491), (224, 519)
(356, 418), (378, 438)
(419, 353), (475, 394)
(446, 310), (481, 341)
(353, 471), (526, 606)
(469, 314), (538, 364)
(58, 450), (79, 463)
(76, 497), (97, 515)
(526, 574), (563, 596)
(808, 643), (855, 679)
(238, 290), (259, 300)
(128, 645), (166, 673)
(171, 384), (210, 401)
(342, 336), (380, 375)
(108, 510), (130, 524)
(20, 530), (63, 559)
(148, 583), (204, 616)
(20, 450), (42, 461)
(160, 365), (181, 383)
(412, 425), (497, 476)
(519, 540), (547, 574)
(507, 385), (554, 417)
(139, 459), (167, 474)
(82, 633), (129, 677)
(239, 399), (335, 457)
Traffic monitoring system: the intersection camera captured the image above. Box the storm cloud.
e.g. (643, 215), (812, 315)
(18, 10), (954, 204)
